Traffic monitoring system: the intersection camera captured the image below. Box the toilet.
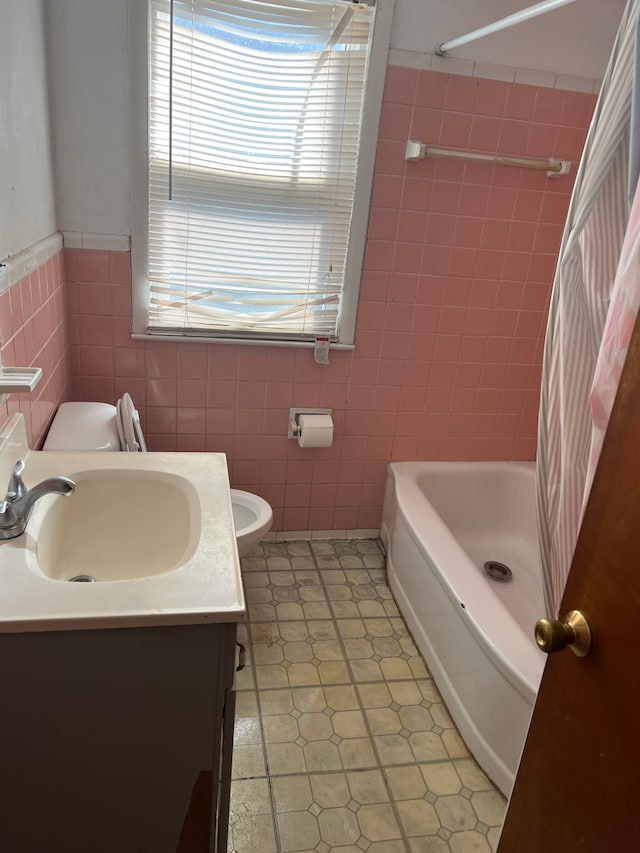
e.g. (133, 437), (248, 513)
(43, 395), (273, 557)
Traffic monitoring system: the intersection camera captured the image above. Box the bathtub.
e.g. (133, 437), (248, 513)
(380, 461), (546, 796)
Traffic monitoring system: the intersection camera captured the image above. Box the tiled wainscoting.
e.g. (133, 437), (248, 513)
(230, 539), (506, 853)
(0, 238), (70, 447)
(65, 68), (595, 532)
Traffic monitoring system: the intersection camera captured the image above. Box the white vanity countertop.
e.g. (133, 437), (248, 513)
(0, 414), (245, 633)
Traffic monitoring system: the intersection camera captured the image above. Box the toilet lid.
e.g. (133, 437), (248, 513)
(116, 393), (147, 452)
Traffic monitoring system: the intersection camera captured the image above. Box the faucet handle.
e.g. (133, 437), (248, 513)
(0, 499), (18, 525)
(6, 460), (26, 502)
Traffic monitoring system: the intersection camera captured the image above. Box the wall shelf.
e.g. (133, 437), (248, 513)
(0, 367), (42, 394)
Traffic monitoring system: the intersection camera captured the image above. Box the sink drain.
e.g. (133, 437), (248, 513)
(483, 561), (512, 582)
(68, 574), (95, 583)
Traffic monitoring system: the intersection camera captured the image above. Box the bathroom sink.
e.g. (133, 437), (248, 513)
(0, 413), (245, 632)
(28, 470), (201, 582)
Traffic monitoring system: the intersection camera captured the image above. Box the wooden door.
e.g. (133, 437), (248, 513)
(498, 313), (640, 849)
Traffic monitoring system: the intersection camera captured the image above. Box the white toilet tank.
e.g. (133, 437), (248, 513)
(43, 402), (120, 451)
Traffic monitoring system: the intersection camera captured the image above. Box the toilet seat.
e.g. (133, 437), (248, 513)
(116, 393), (146, 452)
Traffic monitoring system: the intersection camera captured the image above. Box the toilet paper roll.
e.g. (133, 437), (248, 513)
(297, 413), (334, 448)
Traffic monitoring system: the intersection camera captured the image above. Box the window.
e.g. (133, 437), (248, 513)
(131, 0), (392, 346)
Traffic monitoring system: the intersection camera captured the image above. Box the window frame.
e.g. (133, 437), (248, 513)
(129, 0), (395, 348)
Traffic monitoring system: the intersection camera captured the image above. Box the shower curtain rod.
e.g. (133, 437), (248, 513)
(435, 0), (578, 56)
(404, 140), (571, 177)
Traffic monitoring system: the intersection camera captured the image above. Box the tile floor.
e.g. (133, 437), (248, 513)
(229, 539), (506, 853)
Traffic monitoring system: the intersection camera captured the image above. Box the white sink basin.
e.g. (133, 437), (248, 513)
(29, 470), (201, 582)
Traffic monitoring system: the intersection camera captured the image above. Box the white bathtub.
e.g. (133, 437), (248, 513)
(380, 461), (546, 796)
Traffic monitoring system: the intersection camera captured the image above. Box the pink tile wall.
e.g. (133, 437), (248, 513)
(66, 68), (595, 531)
(0, 250), (70, 448)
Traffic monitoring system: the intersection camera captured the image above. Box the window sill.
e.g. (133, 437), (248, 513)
(131, 333), (355, 351)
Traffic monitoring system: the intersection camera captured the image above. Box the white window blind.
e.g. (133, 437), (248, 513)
(145, 0), (377, 342)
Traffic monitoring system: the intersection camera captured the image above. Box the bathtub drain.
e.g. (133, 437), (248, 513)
(68, 574), (95, 583)
(483, 561), (512, 582)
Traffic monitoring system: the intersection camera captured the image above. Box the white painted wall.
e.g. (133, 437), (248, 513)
(42, 0), (625, 238)
(0, 1), (56, 261)
(393, 0), (626, 80)
(44, 0), (131, 238)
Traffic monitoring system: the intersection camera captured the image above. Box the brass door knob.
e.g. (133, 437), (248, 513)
(534, 610), (591, 657)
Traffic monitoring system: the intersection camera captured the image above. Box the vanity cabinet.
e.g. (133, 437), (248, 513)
(0, 621), (238, 852)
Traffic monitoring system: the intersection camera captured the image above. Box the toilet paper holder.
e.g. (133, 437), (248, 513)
(287, 407), (333, 440)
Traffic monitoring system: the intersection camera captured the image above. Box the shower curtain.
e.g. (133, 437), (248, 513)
(537, 0), (640, 618)
(583, 177), (640, 506)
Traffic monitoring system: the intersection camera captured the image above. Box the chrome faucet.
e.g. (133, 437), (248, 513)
(0, 460), (76, 540)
